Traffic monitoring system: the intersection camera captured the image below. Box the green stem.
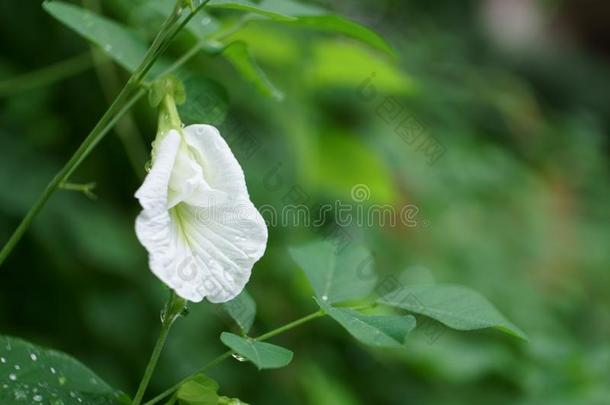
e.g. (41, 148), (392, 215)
(142, 309), (326, 405)
(59, 181), (97, 199)
(0, 0), (191, 267)
(159, 14), (250, 79)
(255, 310), (325, 341)
(132, 319), (172, 405)
(0, 52), (94, 97)
(133, 291), (186, 405)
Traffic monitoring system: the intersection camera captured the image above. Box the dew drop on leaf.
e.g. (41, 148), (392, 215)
(231, 353), (247, 362)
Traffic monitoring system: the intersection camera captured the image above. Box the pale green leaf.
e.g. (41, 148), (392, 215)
(289, 240), (378, 304)
(316, 298), (415, 348)
(219, 333), (293, 370)
(310, 41), (412, 91)
(177, 374), (219, 405)
(221, 289), (257, 333)
(0, 335), (128, 404)
(286, 15), (394, 55)
(377, 284), (527, 340)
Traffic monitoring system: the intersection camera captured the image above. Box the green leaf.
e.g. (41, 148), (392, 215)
(221, 289), (257, 333)
(377, 284), (527, 340)
(289, 240), (378, 304)
(208, 0), (326, 21)
(0, 335), (128, 404)
(223, 41), (283, 100)
(43, 1), (148, 72)
(209, 0), (392, 54)
(316, 299), (415, 348)
(286, 15), (394, 56)
(310, 41), (411, 91)
(177, 74), (228, 125)
(219, 332), (293, 370)
(176, 374), (219, 405)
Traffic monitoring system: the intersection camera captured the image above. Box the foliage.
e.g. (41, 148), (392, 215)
(1, 0), (609, 404)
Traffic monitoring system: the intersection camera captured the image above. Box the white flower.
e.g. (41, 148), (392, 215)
(135, 124), (267, 303)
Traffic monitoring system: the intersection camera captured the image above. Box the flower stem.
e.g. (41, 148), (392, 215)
(142, 309), (327, 405)
(133, 291), (186, 405)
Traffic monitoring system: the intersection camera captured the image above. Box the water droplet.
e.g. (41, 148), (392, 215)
(14, 390), (26, 400)
(0, 357), (5, 363)
(144, 160), (152, 173)
(30, 353), (38, 361)
(14, 364), (20, 370)
(321, 295), (328, 301)
(231, 353), (247, 362)
(200, 16), (211, 25)
(50, 367), (56, 374)
(58, 376), (67, 385)
(103, 44), (113, 52)
(8, 373), (17, 381)
(33, 394), (43, 402)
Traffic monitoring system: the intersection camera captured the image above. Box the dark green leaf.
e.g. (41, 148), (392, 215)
(43, 1), (148, 72)
(220, 332), (293, 370)
(209, 0), (392, 54)
(0, 335), (128, 404)
(208, 0), (326, 21)
(221, 289), (257, 333)
(377, 284), (527, 340)
(289, 240), (378, 304)
(316, 298), (415, 348)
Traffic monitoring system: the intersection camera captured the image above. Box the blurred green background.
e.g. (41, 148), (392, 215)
(1, 0), (609, 404)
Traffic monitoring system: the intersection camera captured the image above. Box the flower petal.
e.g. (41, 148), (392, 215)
(135, 125), (267, 303)
(182, 124), (252, 198)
